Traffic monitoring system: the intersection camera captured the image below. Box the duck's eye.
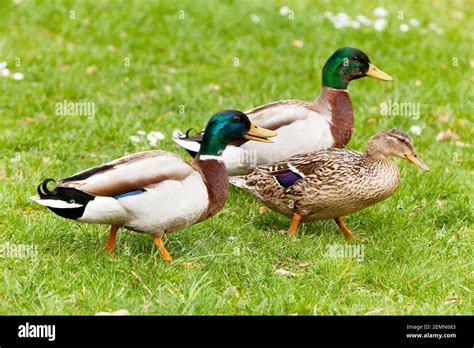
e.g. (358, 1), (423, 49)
(233, 116), (241, 122)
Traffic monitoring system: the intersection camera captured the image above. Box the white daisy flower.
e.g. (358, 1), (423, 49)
(279, 6), (290, 16)
(1, 68), (11, 77)
(409, 125), (423, 136)
(0, 62), (7, 69)
(250, 14), (260, 23)
(373, 18), (387, 32)
(373, 7), (388, 17)
(400, 23), (410, 32)
(409, 18), (420, 26)
(208, 83), (220, 91)
(12, 72), (24, 80)
(292, 40), (304, 48)
(323, 11), (333, 19)
(129, 135), (141, 143)
(351, 20), (361, 29)
(332, 12), (352, 28)
(150, 131), (165, 140)
(356, 15), (372, 26)
(147, 131), (165, 146)
(164, 84), (172, 94)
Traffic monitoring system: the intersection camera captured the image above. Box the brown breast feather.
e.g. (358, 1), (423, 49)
(192, 157), (229, 221)
(324, 88), (354, 148)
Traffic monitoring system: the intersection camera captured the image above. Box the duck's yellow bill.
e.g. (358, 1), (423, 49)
(405, 154), (430, 171)
(367, 63), (393, 81)
(244, 123), (277, 143)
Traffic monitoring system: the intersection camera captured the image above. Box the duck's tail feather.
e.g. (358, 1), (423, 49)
(30, 178), (95, 219)
(229, 176), (248, 189)
(172, 129), (203, 158)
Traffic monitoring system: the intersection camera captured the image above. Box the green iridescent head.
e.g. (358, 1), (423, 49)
(199, 110), (276, 156)
(322, 47), (393, 89)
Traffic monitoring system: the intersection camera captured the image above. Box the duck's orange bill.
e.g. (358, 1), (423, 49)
(405, 154), (429, 171)
(243, 122), (277, 143)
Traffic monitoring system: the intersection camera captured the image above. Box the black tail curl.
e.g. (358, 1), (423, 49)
(181, 129), (202, 158)
(36, 178), (95, 205)
(36, 178), (95, 220)
(37, 178), (57, 198)
(185, 128), (194, 138)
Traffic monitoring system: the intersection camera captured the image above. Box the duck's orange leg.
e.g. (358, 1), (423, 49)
(154, 236), (173, 262)
(288, 213), (302, 237)
(334, 217), (364, 242)
(104, 225), (119, 254)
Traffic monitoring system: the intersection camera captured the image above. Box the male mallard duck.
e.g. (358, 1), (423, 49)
(30, 110), (276, 261)
(173, 47), (392, 175)
(230, 129), (429, 240)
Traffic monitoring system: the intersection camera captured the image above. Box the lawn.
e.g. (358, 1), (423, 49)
(0, 0), (472, 315)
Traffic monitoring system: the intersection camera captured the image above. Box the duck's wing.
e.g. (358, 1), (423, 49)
(245, 100), (317, 129)
(172, 100), (317, 157)
(230, 149), (353, 193)
(57, 150), (194, 197)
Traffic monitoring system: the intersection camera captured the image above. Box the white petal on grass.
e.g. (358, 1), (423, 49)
(452, 11), (464, 19)
(409, 125), (422, 136)
(323, 11), (333, 19)
(0, 62), (7, 69)
(147, 131), (165, 146)
(331, 12), (352, 28)
(374, 18), (387, 32)
(275, 269), (299, 277)
(428, 22), (438, 30)
(356, 15), (372, 26)
(336, 12), (351, 24)
(149, 131), (165, 140)
(373, 7), (388, 17)
(279, 6), (290, 16)
(129, 135), (141, 143)
(136, 130), (146, 135)
(400, 23), (410, 32)
(12, 72), (24, 80)
(1, 68), (10, 77)
(292, 40), (304, 48)
(351, 21), (361, 29)
(208, 83), (220, 91)
(250, 14), (260, 23)
(409, 18), (420, 26)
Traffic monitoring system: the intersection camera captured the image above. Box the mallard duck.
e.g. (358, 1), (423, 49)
(30, 110), (276, 261)
(230, 129), (429, 240)
(173, 47), (392, 175)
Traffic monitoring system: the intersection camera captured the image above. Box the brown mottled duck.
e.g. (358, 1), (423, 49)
(230, 129), (429, 240)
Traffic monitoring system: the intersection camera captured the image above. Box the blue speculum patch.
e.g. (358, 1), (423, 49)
(275, 171), (302, 188)
(115, 189), (146, 199)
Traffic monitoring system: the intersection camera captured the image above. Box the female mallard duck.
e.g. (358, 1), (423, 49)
(30, 110), (276, 261)
(173, 47), (392, 175)
(230, 129), (429, 240)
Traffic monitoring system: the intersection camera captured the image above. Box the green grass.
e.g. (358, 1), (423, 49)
(0, 0), (472, 315)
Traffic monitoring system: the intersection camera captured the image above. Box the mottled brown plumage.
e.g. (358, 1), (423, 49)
(230, 129), (429, 240)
